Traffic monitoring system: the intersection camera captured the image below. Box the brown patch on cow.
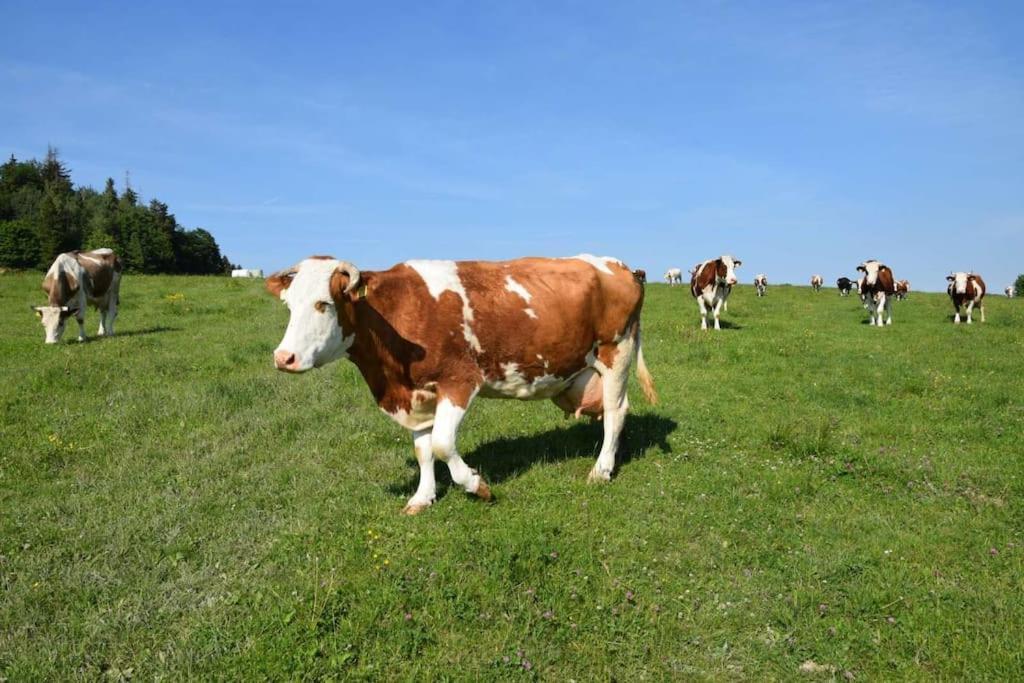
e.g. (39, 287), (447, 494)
(690, 260), (718, 297)
(42, 250), (122, 308)
(265, 271), (294, 298)
(948, 273), (986, 313)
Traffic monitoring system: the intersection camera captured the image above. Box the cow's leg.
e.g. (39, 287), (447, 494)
(402, 428), (436, 515)
(698, 297), (709, 330)
(980, 302), (986, 323)
(953, 304), (961, 323)
(884, 295), (893, 325)
(432, 395), (491, 501)
(589, 334), (634, 482)
(712, 298), (723, 330)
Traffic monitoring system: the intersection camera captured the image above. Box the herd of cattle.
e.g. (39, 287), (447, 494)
(27, 248), (1015, 513)
(660, 257), (996, 328)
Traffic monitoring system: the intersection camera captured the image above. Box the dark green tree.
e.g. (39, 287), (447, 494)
(0, 218), (40, 268)
(1014, 274), (1024, 297)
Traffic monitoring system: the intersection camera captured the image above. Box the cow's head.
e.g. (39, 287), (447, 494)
(857, 260), (885, 286)
(267, 257), (360, 372)
(32, 304), (78, 344)
(716, 255), (741, 286)
(947, 272), (969, 295)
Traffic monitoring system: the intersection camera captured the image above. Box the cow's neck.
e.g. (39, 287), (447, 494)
(337, 295), (417, 408)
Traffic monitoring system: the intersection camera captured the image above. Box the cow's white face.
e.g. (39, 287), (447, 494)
(272, 259), (354, 372)
(33, 305), (76, 344)
(858, 261), (880, 286)
(720, 255), (740, 286)
(950, 272), (969, 295)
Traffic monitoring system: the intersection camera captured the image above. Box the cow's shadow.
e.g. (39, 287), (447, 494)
(80, 326), (182, 342)
(386, 412), (677, 501)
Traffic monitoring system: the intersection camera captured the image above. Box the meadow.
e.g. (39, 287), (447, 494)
(1, 270), (1022, 680)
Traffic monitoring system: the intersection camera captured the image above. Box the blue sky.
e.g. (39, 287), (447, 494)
(2, 1), (1023, 290)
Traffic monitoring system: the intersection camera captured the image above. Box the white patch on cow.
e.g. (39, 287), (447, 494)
(78, 252), (103, 266)
(523, 307), (538, 319)
(406, 259), (483, 352)
(504, 276), (532, 303)
(431, 398), (483, 494)
(480, 362), (571, 399)
(276, 258), (356, 370)
(90, 248), (113, 255)
(952, 272), (969, 295)
(860, 260), (880, 286)
(568, 254), (622, 274)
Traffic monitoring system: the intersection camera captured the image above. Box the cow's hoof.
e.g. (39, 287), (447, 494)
(587, 467), (612, 483)
(474, 479), (493, 502)
(401, 501), (432, 516)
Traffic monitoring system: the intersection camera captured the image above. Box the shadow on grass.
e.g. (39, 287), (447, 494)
(387, 413), (677, 501)
(104, 326), (182, 339)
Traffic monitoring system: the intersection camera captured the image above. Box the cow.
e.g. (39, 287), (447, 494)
(690, 255), (740, 330)
(855, 260), (896, 326)
(810, 274), (823, 292)
(947, 272), (986, 324)
(1006, 285), (1016, 298)
(664, 268), (683, 286)
(633, 269), (647, 284)
(266, 254), (658, 514)
(894, 279), (910, 300)
(754, 274), (767, 297)
(836, 277), (853, 296)
(33, 249), (122, 344)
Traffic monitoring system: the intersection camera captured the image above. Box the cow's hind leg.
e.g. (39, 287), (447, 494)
(402, 428), (436, 515)
(698, 298), (709, 330)
(980, 302), (986, 323)
(432, 394), (491, 502)
(589, 334), (634, 482)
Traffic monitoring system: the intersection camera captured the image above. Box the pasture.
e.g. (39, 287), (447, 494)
(1, 271), (1022, 679)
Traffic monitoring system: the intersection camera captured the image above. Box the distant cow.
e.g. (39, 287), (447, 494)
(232, 268), (264, 278)
(267, 254), (657, 514)
(690, 255), (741, 330)
(664, 268), (683, 286)
(836, 277), (853, 296)
(894, 280), (910, 300)
(856, 260), (897, 326)
(33, 249), (122, 344)
(947, 272), (986, 324)
(1006, 286), (1016, 298)
(810, 274), (823, 292)
(754, 274), (768, 297)
(633, 269), (647, 284)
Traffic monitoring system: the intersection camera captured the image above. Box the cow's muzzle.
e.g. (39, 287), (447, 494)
(274, 349), (302, 372)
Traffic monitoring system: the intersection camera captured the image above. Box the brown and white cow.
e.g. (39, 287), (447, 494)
(664, 268), (683, 286)
(810, 274), (823, 292)
(855, 260), (896, 326)
(947, 272), (986, 324)
(894, 279), (910, 300)
(754, 274), (767, 297)
(690, 255), (740, 330)
(267, 254), (657, 514)
(33, 248), (122, 344)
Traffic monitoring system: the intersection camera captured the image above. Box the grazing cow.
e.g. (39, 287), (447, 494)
(1005, 285), (1016, 298)
(855, 260), (897, 326)
(754, 274), (768, 297)
(810, 274), (823, 292)
(633, 269), (647, 284)
(947, 272), (986, 324)
(664, 268), (683, 286)
(690, 255), (741, 330)
(894, 279), (910, 300)
(836, 277), (853, 296)
(33, 249), (122, 344)
(267, 254), (657, 514)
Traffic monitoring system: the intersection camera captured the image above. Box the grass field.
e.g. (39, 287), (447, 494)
(2, 270), (1022, 680)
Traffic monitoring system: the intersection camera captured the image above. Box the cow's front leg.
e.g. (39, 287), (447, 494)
(76, 315), (87, 342)
(979, 303), (986, 323)
(953, 306), (961, 324)
(966, 300), (975, 324)
(589, 336), (633, 482)
(712, 299), (723, 330)
(402, 428), (436, 515)
(698, 298), (709, 330)
(884, 296), (893, 326)
(432, 396), (491, 501)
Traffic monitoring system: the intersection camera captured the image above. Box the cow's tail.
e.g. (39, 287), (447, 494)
(634, 322), (657, 405)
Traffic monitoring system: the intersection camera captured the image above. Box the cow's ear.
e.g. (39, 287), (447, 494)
(946, 275), (955, 281)
(265, 271), (295, 299)
(733, 259), (742, 267)
(856, 265), (866, 273)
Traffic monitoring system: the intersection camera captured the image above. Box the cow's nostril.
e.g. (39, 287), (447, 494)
(274, 350), (297, 369)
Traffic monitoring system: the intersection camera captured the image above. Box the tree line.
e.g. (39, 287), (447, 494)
(0, 147), (236, 274)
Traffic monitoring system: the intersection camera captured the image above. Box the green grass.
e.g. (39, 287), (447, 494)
(2, 273), (1022, 680)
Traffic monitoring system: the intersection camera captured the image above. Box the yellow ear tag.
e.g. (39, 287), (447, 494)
(356, 283), (368, 300)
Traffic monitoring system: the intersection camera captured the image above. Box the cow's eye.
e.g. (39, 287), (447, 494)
(314, 301), (333, 313)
